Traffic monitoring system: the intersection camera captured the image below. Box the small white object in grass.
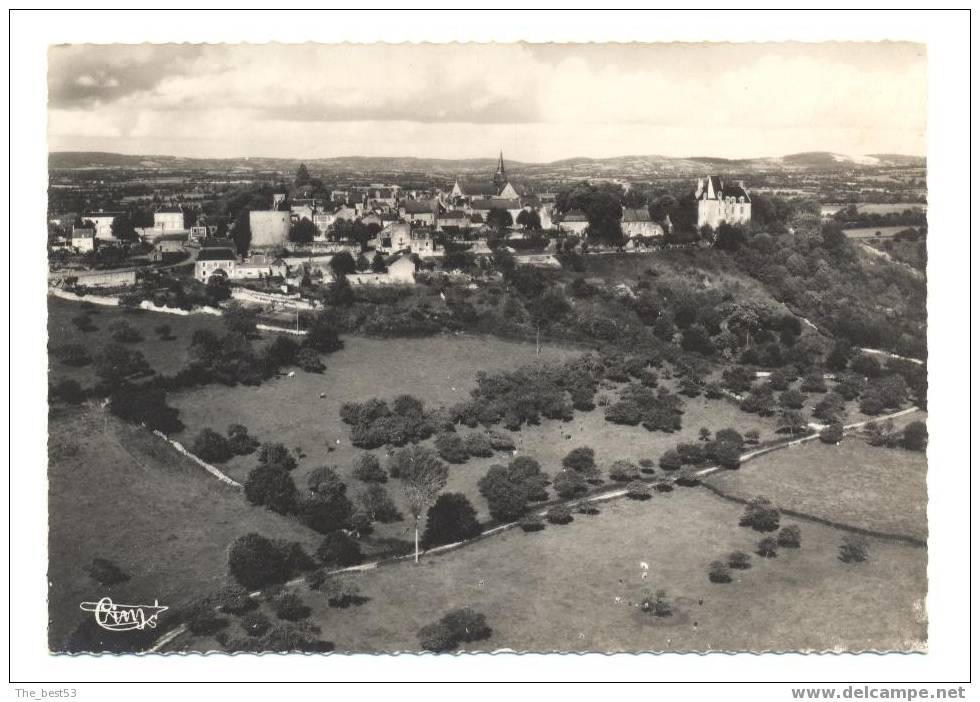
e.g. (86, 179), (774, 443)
(287, 371), (295, 378)
(640, 561), (649, 571)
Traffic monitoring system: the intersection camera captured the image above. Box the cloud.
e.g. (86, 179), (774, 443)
(47, 42), (926, 159)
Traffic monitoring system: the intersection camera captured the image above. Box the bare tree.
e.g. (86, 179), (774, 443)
(391, 446), (449, 563)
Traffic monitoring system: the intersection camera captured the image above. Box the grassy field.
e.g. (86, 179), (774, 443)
(47, 404), (321, 649)
(47, 296), (224, 387)
(843, 226), (916, 240)
(704, 421), (928, 541)
(169, 337), (785, 541)
(180, 486), (927, 653)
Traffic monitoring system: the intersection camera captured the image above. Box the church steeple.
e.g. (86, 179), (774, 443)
(493, 150), (507, 189)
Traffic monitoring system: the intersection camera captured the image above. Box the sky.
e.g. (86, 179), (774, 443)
(47, 42), (927, 162)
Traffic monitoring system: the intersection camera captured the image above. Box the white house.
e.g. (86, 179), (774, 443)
(695, 176), (752, 230)
(153, 208), (185, 231)
(71, 227), (96, 252)
(82, 212), (121, 240)
(621, 208), (665, 239)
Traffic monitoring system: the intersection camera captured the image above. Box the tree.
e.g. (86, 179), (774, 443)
(609, 460), (640, 483)
(486, 207), (513, 232)
(300, 466), (354, 534)
(224, 302), (259, 337)
(258, 442), (298, 471)
(108, 386), (183, 433)
(303, 312), (344, 353)
(434, 432), (468, 464)
(777, 525), (802, 548)
(709, 561), (732, 583)
(739, 496), (780, 532)
(819, 422), (844, 444)
(296, 348), (325, 373)
(515, 209), (541, 232)
(552, 469), (587, 499)
(371, 252), (388, 273)
(290, 217), (316, 244)
(352, 453), (386, 483)
(838, 537), (868, 563)
(231, 209), (252, 257)
(295, 163), (311, 186)
(562, 446), (598, 478)
(228, 533), (299, 590)
(356, 484), (402, 523)
(244, 466), (297, 515)
(714, 223), (746, 252)
(902, 421), (928, 451)
(422, 493), (482, 548)
(392, 446), (449, 562)
(193, 428), (233, 463)
(756, 537), (779, 558)
(329, 251), (357, 278)
(315, 531), (362, 567)
(110, 213), (137, 242)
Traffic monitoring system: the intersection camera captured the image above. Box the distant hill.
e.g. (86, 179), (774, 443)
(48, 150), (926, 174)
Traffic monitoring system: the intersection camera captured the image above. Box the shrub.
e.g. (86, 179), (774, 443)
(704, 382), (724, 399)
(356, 484), (402, 523)
(779, 389), (805, 410)
(676, 443), (706, 465)
(486, 430), (515, 451)
(418, 622), (458, 652)
(902, 421), (928, 451)
(241, 612), (271, 637)
(546, 505), (573, 525)
(319, 576), (364, 608)
(800, 371), (828, 393)
(839, 537), (869, 563)
(551, 469), (588, 499)
(461, 432), (495, 458)
(84, 558), (130, 588)
(295, 348), (325, 373)
(300, 467), (355, 534)
(713, 442), (742, 470)
(576, 502), (601, 515)
(708, 561), (732, 583)
(728, 551), (752, 570)
(50, 379), (87, 404)
(315, 531), (363, 568)
(478, 458), (550, 521)
(441, 608), (492, 644)
(186, 603), (229, 636)
(605, 400), (642, 426)
(859, 394), (885, 416)
(609, 460), (640, 483)
(819, 423), (844, 444)
(258, 442), (298, 471)
(212, 585), (256, 614)
(228, 533), (304, 590)
(756, 537), (779, 558)
(272, 591), (311, 621)
(659, 449), (682, 471)
(674, 468), (701, 487)
(244, 466), (297, 515)
(519, 513), (545, 532)
(52, 343), (91, 367)
(653, 480), (674, 493)
(352, 453), (387, 483)
(739, 496), (780, 532)
(434, 432), (468, 464)
(744, 429), (761, 445)
(625, 480), (651, 500)
(777, 525), (802, 548)
(422, 493), (482, 548)
(154, 323), (174, 340)
(227, 424), (259, 456)
(109, 320), (143, 343)
(192, 428), (233, 463)
(562, 446), (597, 474)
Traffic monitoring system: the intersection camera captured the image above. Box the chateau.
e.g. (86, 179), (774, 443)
(695, 176), (752, 230)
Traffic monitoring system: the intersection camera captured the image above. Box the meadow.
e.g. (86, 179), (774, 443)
(180, 486), (927, 653)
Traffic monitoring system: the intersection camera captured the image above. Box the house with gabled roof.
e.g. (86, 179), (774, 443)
(695, 176), (752, 230)
(621, 208), (665, 239)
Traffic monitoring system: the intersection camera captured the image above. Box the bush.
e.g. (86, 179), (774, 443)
(902, 421), (928, 451)
(709, 561), (732, 583)
(244, 466), (297, 515)
(576, 502), (601, 516)
(639, 588), (672, 617)
(186, 603), (229, 636)
(546, 505), (573, 525)
(422, 493), (482, 548)
(756, 536), (779, 558)
(320, 576), (364, 608)
(227, 424), (259, 456)
(744, 429), (760, 445)
(52, 343), (91, 367)
(418, 622), (458, 652)
(713, 442), (742, 470)
(109, 320), (143, 343)
(626, 480), (651, 500)
(192, 428), (233, 463)
(552, 469), (588, 499)
(228, 533), (305, 590)
(154, 323), (174, 340)
(654, 479), (674, 493)
(519, 513), (545, 532)
(295, 348), (325, 373)
(800, 371), (828, 393)
(779, 389), (805, 410)
(659, 449), (682, 471)
(859, 394), (885, 416)
(562, 446), (597, 475)
(739, 496), (781, 532)
(462, 432), (495, 458)
(819, 423), (844, 444)
(486, 430), (516, 451)
(272, 591), (311, 621)
(609, 460), (640, 482)
(777, 525), (802, 548)
(352, 453), (387, 483)
(439, 608), (492, 645)
(258, 442), (298, 471)
(839, 537), (868, 563)
(50, 379), (87, 404)
(315, 531), (363, 568)
(212, 585), (256, 614)
(84, 558), (130, 588)
(728, 551), (752, 570)
(356, 484), (402, 523)
(604, 400), (642, 426)
(435, 432), (468, 464)
(478, 457), (550, 521)
(241, 612), (271, 637)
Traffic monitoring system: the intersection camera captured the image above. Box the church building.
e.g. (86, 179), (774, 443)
(695, 176), (752, 230)
(450, 151), (520, 201)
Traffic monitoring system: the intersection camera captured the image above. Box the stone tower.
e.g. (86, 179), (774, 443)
(493, 151), (507, 190)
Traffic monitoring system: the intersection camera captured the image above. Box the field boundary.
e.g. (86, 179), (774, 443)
(151, 430), (244, 489)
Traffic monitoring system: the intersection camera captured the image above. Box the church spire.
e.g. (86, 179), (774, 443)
(493, 150), (507, 189)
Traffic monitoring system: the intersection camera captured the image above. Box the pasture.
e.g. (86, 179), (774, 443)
(704, 425), (928, 542)
(180, 486), (927, 653)
(843, 226), (918, 240)
(47, 404), (320, 649)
